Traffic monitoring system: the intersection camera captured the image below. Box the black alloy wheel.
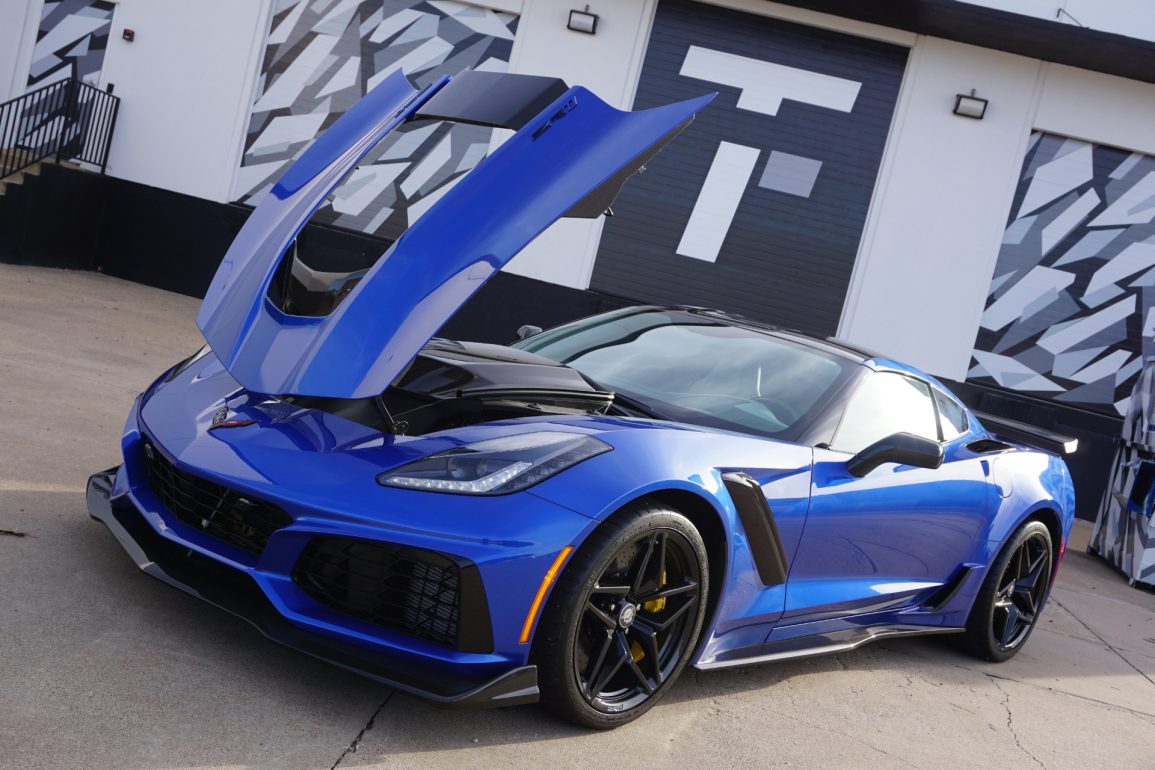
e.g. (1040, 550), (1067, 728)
(533, 501), (708, 728)
(958, 519), (1054, 662)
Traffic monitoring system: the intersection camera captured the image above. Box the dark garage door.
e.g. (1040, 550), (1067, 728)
(591, 0), (908, 336)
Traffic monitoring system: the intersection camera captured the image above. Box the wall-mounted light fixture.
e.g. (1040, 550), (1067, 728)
(953, 90), (987, 120)
(568, 6), (599, 35)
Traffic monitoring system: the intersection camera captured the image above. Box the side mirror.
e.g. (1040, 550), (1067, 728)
(846, 432), (943, 477)
(516, 324), (543, 341)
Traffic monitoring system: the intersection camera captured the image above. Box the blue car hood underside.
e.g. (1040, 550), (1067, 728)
(197, 69), (713, 400)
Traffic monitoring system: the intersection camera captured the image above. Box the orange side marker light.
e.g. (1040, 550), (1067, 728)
(519, 546), (574, 643)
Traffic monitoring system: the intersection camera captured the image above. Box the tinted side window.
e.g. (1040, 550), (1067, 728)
(934, 389), (968, 440)
(831, 372), (938, 453)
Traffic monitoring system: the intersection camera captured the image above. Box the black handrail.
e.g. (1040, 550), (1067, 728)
(0, 77), (121, 181)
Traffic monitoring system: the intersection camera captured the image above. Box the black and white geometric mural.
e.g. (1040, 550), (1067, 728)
(235, 0), (517, 241)
(1091, 360), (1155, 587)
(969, 132), (1155, 415)
(27, 0), (114, 89)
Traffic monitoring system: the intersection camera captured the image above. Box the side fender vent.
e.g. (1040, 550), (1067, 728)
(722, 472), (789, 586)
(966, 438), (1012, 454)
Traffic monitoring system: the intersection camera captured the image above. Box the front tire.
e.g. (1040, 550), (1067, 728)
(958, 519), (1053, 662)
(533, 501), (708, 728)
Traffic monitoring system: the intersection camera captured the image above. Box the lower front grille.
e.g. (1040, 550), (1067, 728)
(292, 536), (492, 652)
(142, 439), (291, 556)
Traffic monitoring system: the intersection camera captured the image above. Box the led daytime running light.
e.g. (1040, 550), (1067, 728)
(382, 461), (532, 493)
(377, 432), (611, 495)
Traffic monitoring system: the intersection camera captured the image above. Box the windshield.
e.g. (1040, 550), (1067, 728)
(514, 308), (854, 439)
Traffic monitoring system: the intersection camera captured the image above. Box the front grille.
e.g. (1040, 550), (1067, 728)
(142, 439), (291, 556)
(292, 537), (472, 650)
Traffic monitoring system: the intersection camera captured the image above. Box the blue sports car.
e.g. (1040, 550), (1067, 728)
(87, 69), (1076, 728)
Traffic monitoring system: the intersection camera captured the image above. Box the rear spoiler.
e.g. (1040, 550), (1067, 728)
(972, 410), (1079, 455)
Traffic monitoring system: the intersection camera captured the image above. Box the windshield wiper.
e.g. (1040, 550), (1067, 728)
(577, 374), (668, 420)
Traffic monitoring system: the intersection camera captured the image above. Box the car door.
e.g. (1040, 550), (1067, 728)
(779, 369), (991, 626)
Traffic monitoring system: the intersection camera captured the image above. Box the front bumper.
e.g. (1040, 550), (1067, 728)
(87, 468), (539, 708)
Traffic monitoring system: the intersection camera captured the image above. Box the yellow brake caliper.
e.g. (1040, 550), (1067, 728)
(633, 570), (668, 661)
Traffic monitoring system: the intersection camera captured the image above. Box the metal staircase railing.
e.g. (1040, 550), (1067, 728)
(0, 78), (121, 182)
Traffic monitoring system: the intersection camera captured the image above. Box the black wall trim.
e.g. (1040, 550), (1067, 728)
(772, 0), (1155, 86)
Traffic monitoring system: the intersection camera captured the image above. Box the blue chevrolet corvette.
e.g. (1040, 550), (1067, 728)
(87, 69), (1076, 728)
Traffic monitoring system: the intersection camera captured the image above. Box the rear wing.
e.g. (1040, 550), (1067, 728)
(972, 410), (1079, 455)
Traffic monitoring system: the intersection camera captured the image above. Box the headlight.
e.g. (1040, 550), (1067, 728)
(163, 345), (212, 382)
(377, 432), (611, 495)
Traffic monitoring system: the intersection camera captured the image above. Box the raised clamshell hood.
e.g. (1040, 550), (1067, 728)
(197, 68), (713, 400)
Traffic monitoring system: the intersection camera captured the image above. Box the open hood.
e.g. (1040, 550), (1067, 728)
(197, 69), (713, 399)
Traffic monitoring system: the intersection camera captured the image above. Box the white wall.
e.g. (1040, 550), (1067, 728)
(0, 0), (42, 102)
(838, 38), (1043, 379)
(1035, 64), (1155, 157)
(97, 0), (272, 202)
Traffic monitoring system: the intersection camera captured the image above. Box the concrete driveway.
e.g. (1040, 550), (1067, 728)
(2, 264), (1153, 770)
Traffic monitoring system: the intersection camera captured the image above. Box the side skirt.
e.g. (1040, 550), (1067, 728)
(695, 624), (964, 670)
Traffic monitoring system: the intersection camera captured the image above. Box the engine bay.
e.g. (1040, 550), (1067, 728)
(282, 338), (615, 436)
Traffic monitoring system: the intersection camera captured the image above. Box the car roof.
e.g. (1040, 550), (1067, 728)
(667, 307), (873, 363)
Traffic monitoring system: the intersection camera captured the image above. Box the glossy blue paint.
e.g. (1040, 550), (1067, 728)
(107, 347), (1075, 683)
(785, 440), (991, 625)
(197, 68), (713, 399)
(92, 73), (1076, 703)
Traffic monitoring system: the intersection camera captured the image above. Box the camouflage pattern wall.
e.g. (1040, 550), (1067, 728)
(970, 132), (1155, 415)
(235, 0), (518, 241)
(27, 0), (114, 88)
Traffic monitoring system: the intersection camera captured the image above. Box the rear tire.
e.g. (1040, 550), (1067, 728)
(532, 501), (708, 729)
(957, 520), (1053, 662)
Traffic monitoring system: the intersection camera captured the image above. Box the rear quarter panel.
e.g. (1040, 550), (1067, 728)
(984, 448), (1076, 549)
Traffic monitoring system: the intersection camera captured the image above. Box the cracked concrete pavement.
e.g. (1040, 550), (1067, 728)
(2, 264), (1154, 769)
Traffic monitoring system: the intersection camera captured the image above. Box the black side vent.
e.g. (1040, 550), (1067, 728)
(722, 472), (789, 586)
(292, 536), (493, 653)
(922, 565), (976, 612)
(967, 438), (1012, 454)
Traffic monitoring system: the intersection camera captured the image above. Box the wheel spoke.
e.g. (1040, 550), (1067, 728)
(646, 595), (696, 632)
(622, 635), (655, 695)
(590, 581), (630, 596)
(1011, 585), (1037, 616)
(630, 536), (657, 595)
(583, 630), (614, 697)
(631, 623), (664, 685)
(1020, 550), (1047, 590)
(636, 579), (698, 603)
(590, 632), (630, 696)
(1000, 604), (1021, 645)
(585, 600), (616, 630)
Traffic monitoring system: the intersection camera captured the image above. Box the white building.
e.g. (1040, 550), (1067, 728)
(3, 0), (1154, 515)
